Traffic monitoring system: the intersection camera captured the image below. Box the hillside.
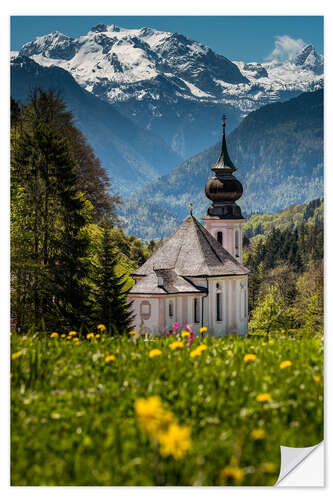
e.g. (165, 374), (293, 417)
(128, 90), (323, 239)
(10, 54), (182, 195)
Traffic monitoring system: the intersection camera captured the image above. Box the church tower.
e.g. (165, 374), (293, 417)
(203, 116), (245, 263)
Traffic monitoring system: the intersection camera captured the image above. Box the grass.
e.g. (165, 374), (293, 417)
(10, 331), (323, 486)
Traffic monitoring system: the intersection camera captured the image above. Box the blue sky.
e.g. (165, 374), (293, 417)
(11, 16), (323, 62)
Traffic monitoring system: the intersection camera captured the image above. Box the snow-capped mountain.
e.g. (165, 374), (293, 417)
(18, 24), (323, 160)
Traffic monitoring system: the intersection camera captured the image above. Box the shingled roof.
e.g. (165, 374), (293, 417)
(132, 215), (250, 279)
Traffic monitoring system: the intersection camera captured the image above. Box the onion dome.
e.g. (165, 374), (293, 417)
(204, 115), (244, 219)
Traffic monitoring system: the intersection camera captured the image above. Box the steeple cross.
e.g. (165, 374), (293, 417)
(189, 202), (193, 215)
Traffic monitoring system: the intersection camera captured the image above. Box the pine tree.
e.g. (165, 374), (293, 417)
(92, 226), (134, 334)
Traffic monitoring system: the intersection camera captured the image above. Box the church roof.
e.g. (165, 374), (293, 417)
(129, 269), (206, 295)
(131, 215), (249, 281)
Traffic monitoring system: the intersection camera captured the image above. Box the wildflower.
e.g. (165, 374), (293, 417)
(68, 331), (76, 336)
(50, 332), (58, 338)
(11, 351), (22, 360)
(227, 349), (233, 356)
(86, 333), (94, 340)
(134, 396), (173, 437)
(256, 393), (271, 403)
(244, 353), (256, 363)
(60, 334), (66, 338)
(314, 375), (320, 383)
(169, 340), (184, 350)
(260, 462), (277, 473)
(73, 338), (79, 343)
(200, 326), (207, 334)
(129, 330), (136, 336)
(181, 330), (190, 338)
(268, 339), (274, 345)
(95, 333), (101, 339)
(105, 354), (115, 363)
(220, 466), (244, 483)
(251, 428), (266, 440)
(159, 423), (191, 460)
(172, 322), (180, 331)
(183, 324), (194, 334)
(190, 344), (207, 358)
(149, 349), (162, 358)
(280, 360), (292, 370)
(281, 329), (286, 334)
(97, 324), (106, 332)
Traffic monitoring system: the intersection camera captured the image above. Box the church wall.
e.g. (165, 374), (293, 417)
(207, 276), (248, 337)
(203, 218), (245, 264)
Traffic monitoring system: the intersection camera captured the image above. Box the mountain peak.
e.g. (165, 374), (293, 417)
(293, 43), (323, 74)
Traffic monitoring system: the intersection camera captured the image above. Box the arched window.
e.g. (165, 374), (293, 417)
(235, 230), (239, 257)
(169, 301), (174, 318)
(217, 231), (223, 245)
(193, 298), (200, 323)
(216, 284), (222, 321)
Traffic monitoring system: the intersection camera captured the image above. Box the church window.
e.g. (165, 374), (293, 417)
(140, 301), (151, 320)
(217, 231), (223, 245)
(216, 291), (222, 321)
(235, 230), (239, 257)
(193, 298), (200, 323)
(169, 301), (174, 318)
(244, 289), (247, 318)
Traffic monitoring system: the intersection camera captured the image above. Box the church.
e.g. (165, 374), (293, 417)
(128, 117), (250, 336)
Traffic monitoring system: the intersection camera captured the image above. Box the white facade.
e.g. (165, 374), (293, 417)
(203, 217), (245, 264)
(130, 273), (248, 337)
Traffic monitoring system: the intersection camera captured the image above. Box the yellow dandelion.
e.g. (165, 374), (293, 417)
(281, 329), (286, 334)
(72, 337), (79, 343)
(268, 339), (274, 345)
(220, 466), (244, 483)
(256, 393), (271, 403)
(50, 332), (58, 338)
(190, 348), (201, 358)
(226, 349), (233, 356)
(60, 334), (66, 338)
(181, 331), (190, 338)
(68, 331), (76, 336)
(134, 396), (173, 437)
(200, 326), (207, 333)
(129, 330), (136, 336)
(169, 340), (184, 350)
(313, 375), (320, 383)
(97, 324), (106, 331)
(251, 428), (266, 440)
(280, 360), (292, 370)
(244, 353), (256, 363)
(260, 462), (277, 473)
(11, 351), (22, 360)
(95, 333), (101, 339)
(149, 349), (162, 358)
(159, 423), (191, 460)
(105, 354), (115, 363)
(86, 333), (94, 339)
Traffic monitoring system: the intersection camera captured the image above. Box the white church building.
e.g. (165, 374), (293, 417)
(128, 117), (250, 336)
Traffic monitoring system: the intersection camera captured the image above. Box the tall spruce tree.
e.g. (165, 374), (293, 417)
(92, 226), (133, 335)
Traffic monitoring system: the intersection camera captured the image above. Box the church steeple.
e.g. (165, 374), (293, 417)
(212, 115), (236, 174)
(203, 116), (246, 264)
(204, 115), (244, 219)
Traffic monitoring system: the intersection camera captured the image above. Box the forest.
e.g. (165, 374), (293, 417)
(10, 91), (152, 335)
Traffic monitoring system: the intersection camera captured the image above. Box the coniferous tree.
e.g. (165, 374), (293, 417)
(92, 226), (134, 334)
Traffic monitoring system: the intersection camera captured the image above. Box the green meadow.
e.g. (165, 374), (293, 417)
(11, 332), (323, 486)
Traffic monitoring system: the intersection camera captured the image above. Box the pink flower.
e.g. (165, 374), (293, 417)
(166, 330), (173, 337)
(184, 324), (194, 334)
(187, 334), (195, 347)
(172, 322), (181, 331)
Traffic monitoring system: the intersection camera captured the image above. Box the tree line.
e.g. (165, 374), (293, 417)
(10, 90), (150, 334)
(244, 216), (323, 336)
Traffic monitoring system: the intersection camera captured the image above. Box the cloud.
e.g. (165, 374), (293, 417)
(266, 35), (306, 61)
